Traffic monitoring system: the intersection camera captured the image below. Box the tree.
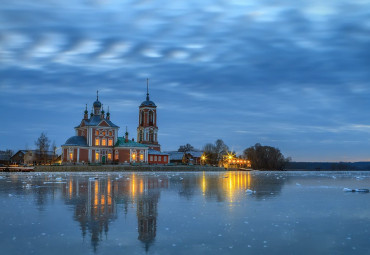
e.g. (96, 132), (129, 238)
(203, 139), (229, 165)
(52, 140), (57, 163)
(243, 143), (290, 170)
(35, 132), (50, 165)
(178, 144), (195, 152)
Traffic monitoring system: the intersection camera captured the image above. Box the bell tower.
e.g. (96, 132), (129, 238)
(137, 79), (160, 151)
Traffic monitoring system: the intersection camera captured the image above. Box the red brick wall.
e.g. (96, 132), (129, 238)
(73, 149), (77, 162)
(118, 149), (130, 163)
(148, 154), (169, 164)
(80, 149), (88, 162)
(63, 149), (68, 162)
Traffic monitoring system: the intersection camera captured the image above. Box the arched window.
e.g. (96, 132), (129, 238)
(140, 130), (143, 142)
(149, 111), (153, 125)
(149, 130), (154, 142)
(141, 111), (144, 125)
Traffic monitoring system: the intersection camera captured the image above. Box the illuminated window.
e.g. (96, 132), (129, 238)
(158, 156), (161, 161)
(140, 154), (144, 161)
(108, 153), (112, 160)
(103, 131), (106, 136)
(115, 150), (119, 160)
(108, 139), (113, 146)
(95, 152), (99, 161)
(102, 139), (106, 146)
(95, 138), (100, 146)
(69, 152), (73, 160)
(132, 153), (136, 161)
(95, 130), (99, 136)
(109, 131), (112, 136)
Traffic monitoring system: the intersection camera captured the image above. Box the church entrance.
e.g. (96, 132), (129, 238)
(102, 156), (106, 164)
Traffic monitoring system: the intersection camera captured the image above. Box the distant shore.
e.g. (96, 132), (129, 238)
(34, 165), (225, 172)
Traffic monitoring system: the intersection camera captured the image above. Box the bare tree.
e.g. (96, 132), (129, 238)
(35, 132), (50, 165)
(178, 144), (195, 152)
(203, 139), (229, 165)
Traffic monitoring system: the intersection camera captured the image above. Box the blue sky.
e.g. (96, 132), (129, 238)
(1, 0), (370, 161)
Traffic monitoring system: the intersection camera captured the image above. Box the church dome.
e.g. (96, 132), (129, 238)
(140, 100), (156, 107)
(63, 136), (88, 147)
(93, 100), (101, 108)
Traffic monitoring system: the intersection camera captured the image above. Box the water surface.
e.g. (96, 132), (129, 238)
(0, 171), (369, 254)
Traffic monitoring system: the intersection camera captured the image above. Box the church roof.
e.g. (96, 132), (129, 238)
(115, 137), (148, 148)
(75, 115), (119, 128)
(62, 136), (88, 147)
(140, 100), (156, 107)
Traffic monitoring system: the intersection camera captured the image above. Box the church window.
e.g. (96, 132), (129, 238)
(164, 156), (167, 162)
(108, 153), (112, 160)
(154, 156), (157, 161)
(69, 152), (73, 160)
(103, 131), (106, 136)
(132, 152), (136, 161)
(115, 150), (118, 160)
(158, 156), (161, 161)
(95, 138), (100, 146)
(150, 156), (153, 161)
(149, 111), (153, 125)
(102, 139), (106, 146)
(109, 131), (112, 136)
(95, 130), (99, 136)
(108, 139), (113, 146)
(95, 152), (99, 161)
(141, 111), (144, 125)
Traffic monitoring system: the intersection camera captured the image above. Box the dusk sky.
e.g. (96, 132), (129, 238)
(1, 0), (370, 161)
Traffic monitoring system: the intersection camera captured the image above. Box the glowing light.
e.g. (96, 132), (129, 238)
(108, 153), (112, 160)
(95, 152), (99, 161)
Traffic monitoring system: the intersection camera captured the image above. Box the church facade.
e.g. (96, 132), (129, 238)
(61, 85), (169, 165)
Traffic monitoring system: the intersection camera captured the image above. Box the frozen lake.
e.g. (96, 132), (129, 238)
(0, 171), (369, 254)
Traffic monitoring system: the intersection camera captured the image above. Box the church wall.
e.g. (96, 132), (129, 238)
(80, 149), (88, 163)
(118, 149), (130, 163)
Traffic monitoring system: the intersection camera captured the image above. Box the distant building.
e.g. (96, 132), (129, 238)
(61, 83), (169, 165)
(11, 150), (54, 165)
(0, 150), (12, 165)
(166, 151), (185, 165)
(184, 151), (203, 165)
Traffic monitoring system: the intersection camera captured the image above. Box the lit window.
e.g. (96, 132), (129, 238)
(132, 153), (136, 161)
(158, 156), (161, 161)
(115, 150), (119, 160)
(95, 152), (99, 161)
(108, 153), (112, 160)
(103, 131), (106, 136)
(95, 130), (99, 136)
(102, 139), (106, 146)
(140, 154), (144, 161)
(108, 139), (113, 146)
(95, 138), (100, 146)
(109, 131), (112, 136)
(69, 152), (73, 160)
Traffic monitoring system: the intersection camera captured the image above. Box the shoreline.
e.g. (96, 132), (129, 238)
(33, 165), (226, 172)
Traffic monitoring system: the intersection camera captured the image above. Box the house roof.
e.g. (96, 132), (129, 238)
(75, 115), (119, 128)
(148, 149), (169, 155)
(115, 137), (148, 148)
(186, 151), (203, 158)
(62, 136), (88, 147)
(165, 151), (184, 160)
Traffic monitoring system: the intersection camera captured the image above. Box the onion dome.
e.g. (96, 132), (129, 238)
(94, 90), (102, 108)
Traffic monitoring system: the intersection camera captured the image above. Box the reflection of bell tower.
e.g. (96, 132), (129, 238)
(136, 179), (160, 252)
(137, 79), (161, 151)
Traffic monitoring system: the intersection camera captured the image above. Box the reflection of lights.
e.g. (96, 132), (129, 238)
(94, 180), (99, 206)
(69, 179), (73, 198)
(140, 179), (143, 193)
(107, 178), (112, 205)
(202, 172), (206, 195)
(132, 174), (136, 197)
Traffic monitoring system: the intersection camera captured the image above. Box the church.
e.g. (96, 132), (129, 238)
(61, 82), (169, 164)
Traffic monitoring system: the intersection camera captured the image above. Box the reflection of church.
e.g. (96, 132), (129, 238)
(61, 175), (168, 252)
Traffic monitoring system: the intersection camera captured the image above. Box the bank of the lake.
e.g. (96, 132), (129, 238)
(34, 165), (225, 172)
